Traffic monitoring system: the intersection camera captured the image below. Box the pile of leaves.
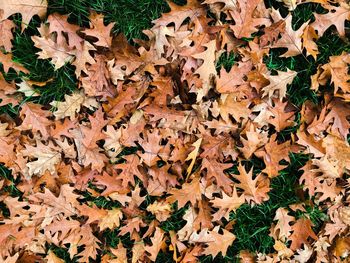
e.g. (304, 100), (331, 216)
(0, 0), (350, 262)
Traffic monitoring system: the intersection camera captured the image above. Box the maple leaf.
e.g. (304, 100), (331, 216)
(82, 12), (115, 47)
(0, 0), (47, 31)
(234, 163), (270, 204)
(272, 16), (308, 57)
(289, 218), (317, 251)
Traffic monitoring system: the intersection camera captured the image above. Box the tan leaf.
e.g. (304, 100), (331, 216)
(99, 208), (123, 231)
(145, 227), (165, 261)
(211, 186), (245, 221)
(272, 16), (308, 57)
(0, 0), (47, 31)
(302, 25), (319, 59)
(185, 137), (202, 175)
(21, 141), (61, 177)
(50, 91), (98, 120)
(262, 70), (297, 99)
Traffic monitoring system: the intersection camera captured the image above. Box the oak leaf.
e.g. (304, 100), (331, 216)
(21, 140), (61, 177)
(289, 218), (317, 251)
(311, 3), (350, 37)
(201, 158), (233, 194)
(211, 186), (245, 221)
(0, 20), (15, 52)
(50, 91), (98, 120)
(47, 13), (83, 48)
(234, 163), (270, 204)
(167, 176), (202, 208)
(145, 227), (165, 261)
(271, 16), (308, 57)
(229, 0), (270, 39)
(302, 25), (319, 59)
(153, 0), (205, 31)
(185, 137), (202, 175)
(0, 0), (47, 31)
(262, 70), (297, 100)
(82, 12), (115, 47)
(0, 52), (29, 74)
(218, 94), (251, 123)
(272, 208), (295, 241)
(32, 35), (74, 70)
(192, 40), (217, 93)
(17, 102), (52, 138)
(216, 61), (252, 94)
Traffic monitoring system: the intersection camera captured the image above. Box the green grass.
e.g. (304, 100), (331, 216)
(47, 0), (178, 40)
(199, 153), (326, 262)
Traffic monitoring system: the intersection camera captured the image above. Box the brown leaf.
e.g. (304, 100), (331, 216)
(0, 19), (15, 52)
(234, 163), (270, 204)
(289, 218), (317, 251)
(82, 12), (115, 47)
(229, 0), (270, 39)
(302, 25), (319, 59)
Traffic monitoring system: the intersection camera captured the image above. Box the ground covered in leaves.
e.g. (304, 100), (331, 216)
(0, 0), (350, 262)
